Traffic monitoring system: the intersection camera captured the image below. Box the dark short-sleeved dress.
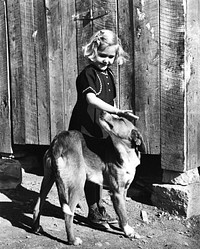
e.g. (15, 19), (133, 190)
(69, 64), (116, 138)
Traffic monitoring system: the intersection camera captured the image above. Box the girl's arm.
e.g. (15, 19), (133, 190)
(86, 93), (119, 114)
(86, 93), (139, 120)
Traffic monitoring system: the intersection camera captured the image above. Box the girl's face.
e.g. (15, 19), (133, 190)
(94, 45), (117, 71)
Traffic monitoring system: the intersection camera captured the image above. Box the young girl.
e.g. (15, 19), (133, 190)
(69, 29), (138, 229)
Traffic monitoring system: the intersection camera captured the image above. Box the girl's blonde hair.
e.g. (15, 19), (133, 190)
(82, 29), (129, 65)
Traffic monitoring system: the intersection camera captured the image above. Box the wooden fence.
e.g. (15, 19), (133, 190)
(0, 0), (200, 173)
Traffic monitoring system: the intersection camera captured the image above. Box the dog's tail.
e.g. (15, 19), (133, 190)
(50, 133), (75, 217)
(56, 171), (74, 216)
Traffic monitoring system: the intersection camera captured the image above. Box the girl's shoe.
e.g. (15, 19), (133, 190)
(98, 206), (118, 224)
(88, 207), (110, 229)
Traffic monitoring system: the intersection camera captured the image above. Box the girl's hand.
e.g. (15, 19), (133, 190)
(117, 110), (139, 120)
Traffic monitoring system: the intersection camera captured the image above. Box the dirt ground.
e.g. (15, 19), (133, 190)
(0, 165), (200, 249)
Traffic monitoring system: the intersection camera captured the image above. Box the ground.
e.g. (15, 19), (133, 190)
(0, 167), (200, 249)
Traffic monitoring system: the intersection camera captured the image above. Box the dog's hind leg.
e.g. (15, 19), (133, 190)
(32, 156), (55, 234)
(55, 155), (86, 245)
(64, 189), (83, 246)
(55, 174), (84, 246)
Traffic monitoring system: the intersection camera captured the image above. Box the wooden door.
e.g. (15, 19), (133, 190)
(4, 0), (135, 150)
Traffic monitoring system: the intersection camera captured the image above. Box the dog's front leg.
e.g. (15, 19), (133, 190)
(110, 191), (140, 239)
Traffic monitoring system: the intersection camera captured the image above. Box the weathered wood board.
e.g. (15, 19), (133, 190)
(133, 0), (160, 154)
(61, 0), (77, 130)
(8, 0), (50, 145)
(160, 0), (200, 171)
(7, 0), (25, 144)
(0, 0), (12, 153)
(20, 0), (39, 144)
(185, 0), (200, 171)
(93, 0), (119, 104)
(160, 0), (185, 171)
(45, 0), (65, 139)
(33, 0), (50, 144)
(118, 0), (134, 111)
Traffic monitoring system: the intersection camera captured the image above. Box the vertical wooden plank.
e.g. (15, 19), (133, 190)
(118, 0), (134, 111)
(0, 0), (12, 153)
(33, 0), (50, 144)
(133, 0), (160, 154)
(9, 0), (50, 145)
(75, 0), (119, 102)
(7, 0), (25, 144)
(20, 0), (39, 144)
(61, 0), (78, 130)
(160, 0), (185, 171)
(93, 0), (117, 32)
(92, 0), (119, 104)
(185, 1), (200, 170)
(45, 0), (65, 138)
(75, 0), (92, 73)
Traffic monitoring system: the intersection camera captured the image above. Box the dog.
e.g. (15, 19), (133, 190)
(32, 111), (145, 245)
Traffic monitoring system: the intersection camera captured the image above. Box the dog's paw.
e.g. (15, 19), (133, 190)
(69, 237), (82, 246)
(123, 224), (141, 239)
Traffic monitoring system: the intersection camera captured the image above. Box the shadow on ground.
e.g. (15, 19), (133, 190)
(0, 153), (163, 233)
(0, 182), (124, 245)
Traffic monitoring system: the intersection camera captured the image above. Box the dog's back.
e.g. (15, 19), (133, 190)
(49, 131), (114, 187)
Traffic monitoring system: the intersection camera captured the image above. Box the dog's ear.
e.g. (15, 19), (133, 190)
(131, 129), (146, 153)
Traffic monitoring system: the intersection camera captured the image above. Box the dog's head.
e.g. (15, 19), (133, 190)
(99, 111), (146, 153)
